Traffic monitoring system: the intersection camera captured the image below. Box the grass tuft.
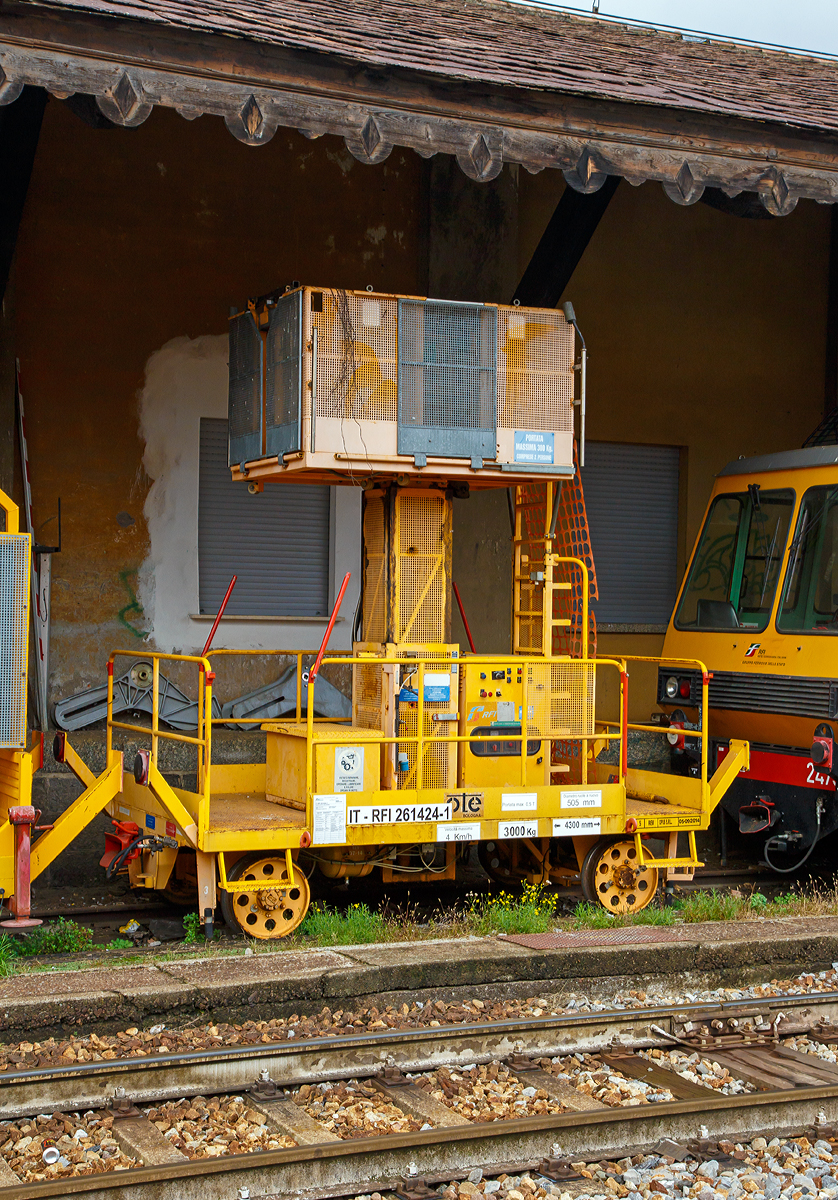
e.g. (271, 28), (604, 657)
(0, 933), (18, 976)
(467, 882), (557, 936)
(14, 918), (93, 957)
(676, 888), (740, 924)
(301, 901), (386, 945)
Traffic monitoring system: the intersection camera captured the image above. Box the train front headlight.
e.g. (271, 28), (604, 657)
(664, 675), (679, 699)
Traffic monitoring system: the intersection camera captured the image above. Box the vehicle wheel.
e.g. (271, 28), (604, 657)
(219, 854), (310, 939)
(580, 837), (658, 914)
(159, 877), (196, 907)
(477, 839), (527, 885)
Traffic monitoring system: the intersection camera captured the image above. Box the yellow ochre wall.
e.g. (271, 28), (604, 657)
(11, 100), (425, 698)
(7, 98), (833, 722)
(524, 174), (827, 719)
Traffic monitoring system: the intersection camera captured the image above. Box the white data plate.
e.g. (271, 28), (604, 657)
(347, 803), (453, 825)
(498, 819), (539, 840)
(553, 816), (602, 836)
(560, 789), (602, 809)
(334, 746), (364, 791)
(437, 822), (481, 842)
(312, 794), (347, 845)
(502, 793), (537, 812)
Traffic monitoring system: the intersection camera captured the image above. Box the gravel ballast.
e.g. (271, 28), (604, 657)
(351, 1134), (838, 1200)
(3, 966), (838, 1071)
(0, 1110), (137, 1182)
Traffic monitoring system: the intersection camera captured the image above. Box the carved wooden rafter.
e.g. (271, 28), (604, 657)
(0, 6), (836, 215)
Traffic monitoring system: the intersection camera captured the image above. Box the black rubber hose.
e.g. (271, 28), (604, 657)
(105, 834), (146, 880)
(763, 807), (822, 875)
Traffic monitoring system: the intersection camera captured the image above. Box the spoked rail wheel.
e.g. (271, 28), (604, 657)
(219, 854), (310, 939)
(580, 837), (659, 914)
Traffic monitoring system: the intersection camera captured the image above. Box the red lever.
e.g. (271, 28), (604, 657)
(453, 581), (476, 653)
(201, 575), (237, 657)
(308, 573), (351, 686)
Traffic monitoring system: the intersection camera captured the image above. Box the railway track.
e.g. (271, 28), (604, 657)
(4, 994), (838, 1199)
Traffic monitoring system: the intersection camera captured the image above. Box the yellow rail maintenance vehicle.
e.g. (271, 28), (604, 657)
(0, 487), (82, 932)
(658, 443), (838, 874)
(54, 286), (749, 937)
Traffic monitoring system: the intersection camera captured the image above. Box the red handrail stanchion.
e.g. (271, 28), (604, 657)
(306, 573), (351, 686)
(453, 581), (476, 653)
(201, 575), (237, 657)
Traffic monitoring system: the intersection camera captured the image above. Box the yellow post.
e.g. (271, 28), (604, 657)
(196, 663), (205, 792)
(106, 659), (115, 771)
(520, 660), (529, 785)
(416, 657), (425, 791)
(151, 657), (160, 769)
(199, 665), (213, 844)
(306, 672), (315, 815)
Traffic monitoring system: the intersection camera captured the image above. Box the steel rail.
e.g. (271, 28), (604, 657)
(3, 991), (838, 1119)
(2, 1083), (838, 1200)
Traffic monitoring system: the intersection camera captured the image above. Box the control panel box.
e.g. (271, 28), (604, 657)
(458, 660), (548, 788)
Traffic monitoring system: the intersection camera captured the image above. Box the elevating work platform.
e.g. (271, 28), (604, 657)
(8, 287), (749, 938)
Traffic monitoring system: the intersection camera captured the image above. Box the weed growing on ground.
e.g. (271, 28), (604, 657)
(571, 900), (675, 929)
(0, 933), (18, 976)
(107, 938), (134, 950)
(301, 901), (386, 945)
(675, 888), (740, 923)
(630, 904), (676, 926)
(13, 918), (93, 957)
(571, 901), (614, 929)
(182, 913), (202, 944)
(468, 882), (557, 936)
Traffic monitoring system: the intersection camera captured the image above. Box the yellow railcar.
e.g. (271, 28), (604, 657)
(47, 287), (751, 935)
(659, 446), (838, 871)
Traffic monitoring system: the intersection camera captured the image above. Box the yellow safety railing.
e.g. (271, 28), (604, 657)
(621, 654), (711, 782)
(107, 650), (214, 842)
(304, 652), (629, 804)
(106, 643), (719, 867)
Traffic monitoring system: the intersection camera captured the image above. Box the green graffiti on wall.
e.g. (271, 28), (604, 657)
(118, 568), (145, 638)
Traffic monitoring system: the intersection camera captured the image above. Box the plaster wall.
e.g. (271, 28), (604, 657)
(12, 99), (422, 700)
(9, 96), (836, 724)
(138, 333), (360, 659)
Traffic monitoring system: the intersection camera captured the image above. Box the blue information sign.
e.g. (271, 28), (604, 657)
(514, 430), (555, 464)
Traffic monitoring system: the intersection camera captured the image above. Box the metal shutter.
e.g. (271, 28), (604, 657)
(265, 289), (303, 460)
(227, 311), (263, 467)
(581, 443), (679, 624)
(398, 299), (497, 463)
(199, 418), (330, 617)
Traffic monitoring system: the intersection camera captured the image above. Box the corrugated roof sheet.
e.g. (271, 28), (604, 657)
(31, 0), (838, 135)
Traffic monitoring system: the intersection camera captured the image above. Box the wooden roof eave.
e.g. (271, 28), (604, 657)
(0, 2), (836, 215)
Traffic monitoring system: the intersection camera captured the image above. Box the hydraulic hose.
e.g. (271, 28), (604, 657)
(105, 833), (179, 879)
(763, 805), (822, 875)
(105, 834), (146, 880)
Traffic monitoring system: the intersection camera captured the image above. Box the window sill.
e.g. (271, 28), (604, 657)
(189, 614), (344, 623)
(597, 623), (668, 635)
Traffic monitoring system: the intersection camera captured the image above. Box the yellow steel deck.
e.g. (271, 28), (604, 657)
(208, 793), (304, 834)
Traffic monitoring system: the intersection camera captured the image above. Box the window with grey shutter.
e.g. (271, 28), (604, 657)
(198, 418), (330, 617)
(581, 442), (680, 625)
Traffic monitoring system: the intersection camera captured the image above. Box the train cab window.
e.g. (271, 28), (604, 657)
(675, 488), (794, 631)
(777, 485), (838, 633)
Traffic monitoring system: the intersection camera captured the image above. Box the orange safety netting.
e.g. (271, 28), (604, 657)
(519, 441), (598, 660)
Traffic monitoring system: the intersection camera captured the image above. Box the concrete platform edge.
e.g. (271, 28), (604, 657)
(2, 918), (837, 1038)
